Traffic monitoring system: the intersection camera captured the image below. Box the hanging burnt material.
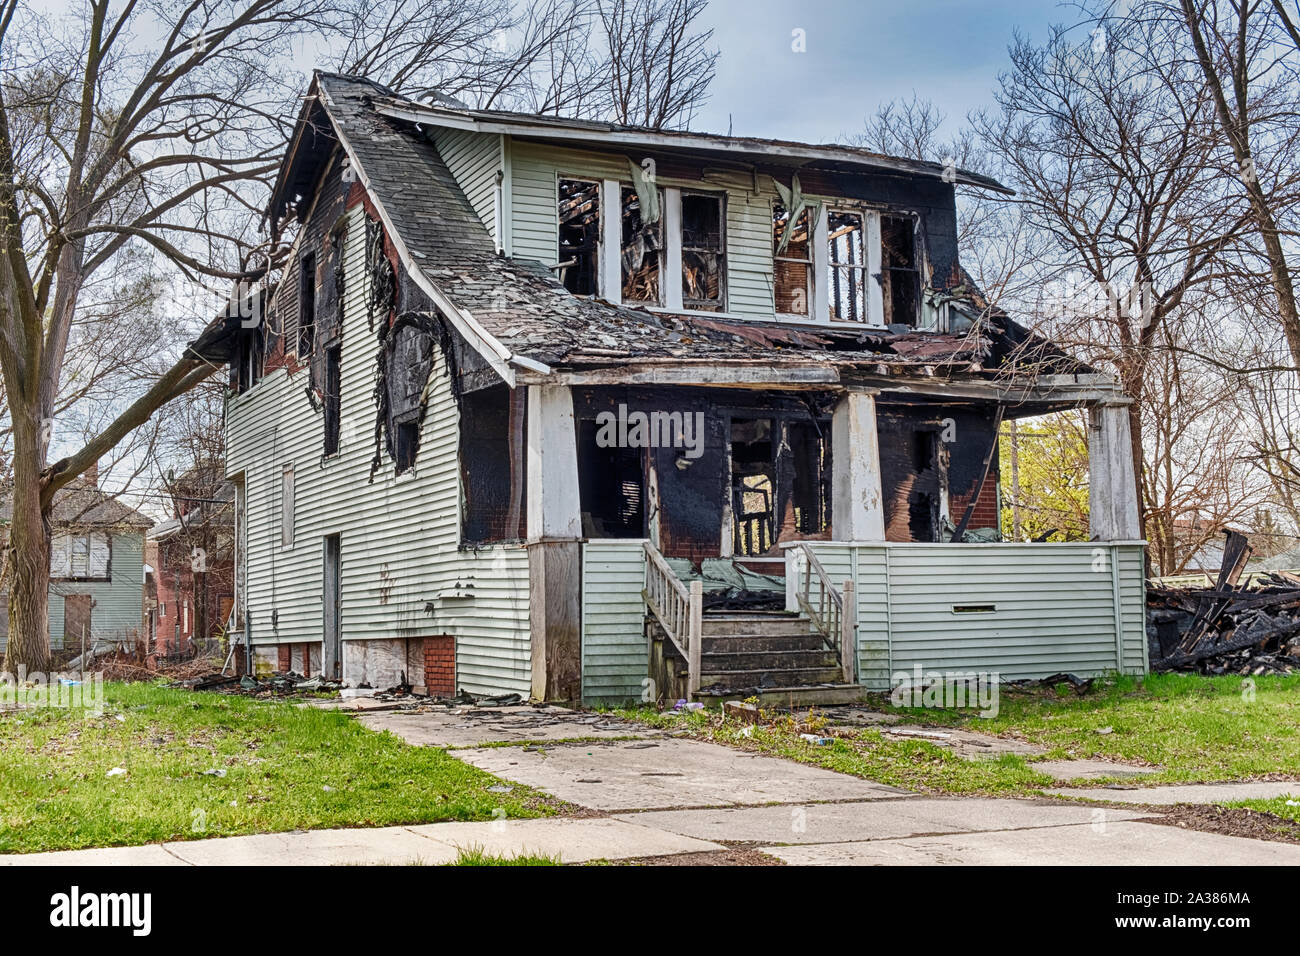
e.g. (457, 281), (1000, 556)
(365, 216), (396, 332)
(368, 312), (445, 481)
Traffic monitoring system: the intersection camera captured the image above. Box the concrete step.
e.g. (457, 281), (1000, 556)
(697, 665), (846, 690)
(702, 648), (839, 671)
(695, 684), (869, 706)
(702, 634), (828, 654)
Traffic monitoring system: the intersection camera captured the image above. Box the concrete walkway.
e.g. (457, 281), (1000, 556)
(6, 703), (1300, 866)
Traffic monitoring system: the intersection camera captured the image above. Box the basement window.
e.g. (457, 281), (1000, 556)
(557, 178), (601, 296)
(681, 192), (725, 311)
(773, 202), (812, 317)
(827, 210), (866, 323)
(621, 185), (662, 305)
(298, 251), (316, 357)
(881, 215), (920, 326)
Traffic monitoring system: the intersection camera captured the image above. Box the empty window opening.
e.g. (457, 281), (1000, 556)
(323, 344), (341, 456)
(827, 210), (866, 322)
(913, 429), (937, 472)
(395, 421), (419, 474)
(909, 491), (938, 542)
(621, 185), (662, 304)
(681, 192), (725, 311)
(881, 215), (920, 326)
(789, 420), (831, 535)
(298, 251), (316, 357)
(731, 418), (776, 555)
(460, 386), (526, 543)
(578, 420), (646, 538)
(237, 325), (264, 392)
(773, 202), (812, 316)
(557, 178), (601, 296)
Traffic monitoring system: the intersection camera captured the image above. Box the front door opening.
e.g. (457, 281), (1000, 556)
(730, 418), (775, 555)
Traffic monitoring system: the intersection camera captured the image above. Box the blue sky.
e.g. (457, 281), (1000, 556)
(690, 0), (1062, 143)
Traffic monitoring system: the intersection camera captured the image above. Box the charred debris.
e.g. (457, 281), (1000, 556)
(1148, 531), (1300, 675)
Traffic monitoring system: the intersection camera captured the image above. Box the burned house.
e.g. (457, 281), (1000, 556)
(192, 72), (1146, 703)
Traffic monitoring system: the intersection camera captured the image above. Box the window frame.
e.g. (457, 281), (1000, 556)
(297, 250), (317, 359)
(825, 207), (870, 324)
(619, 182), (665, 308)
(50, 531), (112, 582)
(772, 200), (814, 319)
(678, 189), (727, 313)
(555, 175), (603, 297)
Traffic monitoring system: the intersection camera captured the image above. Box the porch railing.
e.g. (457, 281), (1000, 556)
(792, 542), (857, 683)
(642, 540), (703, 694)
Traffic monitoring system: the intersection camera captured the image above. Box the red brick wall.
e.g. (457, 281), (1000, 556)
(423, 636), (455, 697)
(950, 478), (1001, 532)
(278, 644), (291, 673)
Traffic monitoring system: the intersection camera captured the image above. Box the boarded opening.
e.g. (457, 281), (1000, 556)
(558, 178), (600, 296)
(578, 420), (646, 537)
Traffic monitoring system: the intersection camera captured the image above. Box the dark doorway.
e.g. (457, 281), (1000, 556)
(730, 418), (776, 555)
(577, 420), (646, 538)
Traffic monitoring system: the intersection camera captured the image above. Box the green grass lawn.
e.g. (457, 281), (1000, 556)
(0, 682), (557, 854)
(1230, 795), (1300, 822)
(617, 673), (1300, 795)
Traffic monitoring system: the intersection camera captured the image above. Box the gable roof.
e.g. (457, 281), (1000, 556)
(0, 480), (152, 530)
(197, 72), (1092, 391)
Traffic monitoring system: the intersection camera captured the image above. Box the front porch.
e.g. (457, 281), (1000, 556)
(516, 373), (1145, 706)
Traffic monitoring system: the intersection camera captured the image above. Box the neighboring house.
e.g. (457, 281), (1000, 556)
(190, 73), (1146, 704)
(146, 465), (236, 657)
(0, 477), (151, 654)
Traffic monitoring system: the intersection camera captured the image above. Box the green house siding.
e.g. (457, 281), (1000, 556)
(580, 539), (649, 705)
(225, 202), (530, 695)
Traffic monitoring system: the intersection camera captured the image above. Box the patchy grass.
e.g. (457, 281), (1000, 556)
(443, 846), (561, 866)
(1229, 795), (1300, 823)
(614, 707), (1053, 794)
(617, 673), (1300, 795)
(0, 682), (559, 854)
(911, 672), (1300, 785)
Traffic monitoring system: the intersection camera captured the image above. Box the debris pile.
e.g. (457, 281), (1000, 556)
(174, 671), (342, 696)
(1149, 532), (1300, 674)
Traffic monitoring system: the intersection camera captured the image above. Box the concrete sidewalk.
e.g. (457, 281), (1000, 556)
(8, 703), (1300, 866)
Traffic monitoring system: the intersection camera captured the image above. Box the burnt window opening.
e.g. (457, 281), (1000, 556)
(913, 429), (937, 472)
(681, 192), (725, 311)
(323, 344), (341, 456)
(827, 210), (867, 322)
(236, 325), (264, 393)
(460, 385), (526, 544)
(773, 202), (812, 317)
(557, 178), (601, 296)
(394, 420), (419, 474)
(881, 215), (920, 327)
(789, 420), (831, 535)
(298, 250), (317, 357)
(909, 491), (939, 542)
(621, 185), (662, 304)
(578, 420), (646, 538)
(731, 418), (775, 555)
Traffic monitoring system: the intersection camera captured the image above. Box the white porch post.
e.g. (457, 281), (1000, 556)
(1088, 401), (1141, 541)
(526, 384), (583, 702)
(832, 390), (886, 541)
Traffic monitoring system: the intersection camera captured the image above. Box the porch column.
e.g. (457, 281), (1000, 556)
(1088, 401), (1141, 541)
(831, 390), (886, 541)
(526, 384), (583, 702)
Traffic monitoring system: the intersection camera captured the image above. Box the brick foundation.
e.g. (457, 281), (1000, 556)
(423, 636), (456, 697)
(277, 644), (291, 673)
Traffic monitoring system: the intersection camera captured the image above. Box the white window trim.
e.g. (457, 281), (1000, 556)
(676, 188), (727, 313)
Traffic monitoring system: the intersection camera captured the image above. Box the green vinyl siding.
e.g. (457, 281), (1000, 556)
(581, 539), (648, 705)
(432, 128), (501, 242)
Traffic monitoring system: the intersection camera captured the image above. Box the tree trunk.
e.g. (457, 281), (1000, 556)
(3, 409), (52, 673)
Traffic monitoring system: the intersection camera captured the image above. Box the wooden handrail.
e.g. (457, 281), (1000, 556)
(792, 542), (855, 681)
(643, 540), (703, 695)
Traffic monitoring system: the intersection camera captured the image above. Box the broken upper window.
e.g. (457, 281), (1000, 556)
(773, 202), (812, 317)
(387, 321), (436, 475)
(323, 344), (341, 456)
(298, 251), (316, 356)
(881, 215), (920, 326)
(557, 178), (601, 296)
(460, 385), (526, 544)
(827, 210), (866, 323)
(681, 192), (725, 311)
(621, 185), (662, 305)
